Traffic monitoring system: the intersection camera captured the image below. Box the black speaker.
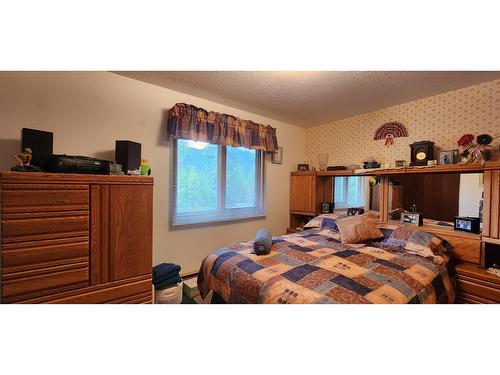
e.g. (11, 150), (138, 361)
(21, 128), (53, 166)
(115, 140), (141, 173)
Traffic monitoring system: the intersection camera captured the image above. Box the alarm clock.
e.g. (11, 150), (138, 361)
(409, 141), (434, 166)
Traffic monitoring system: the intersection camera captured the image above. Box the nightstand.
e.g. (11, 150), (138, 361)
(455, 263), (500, 303)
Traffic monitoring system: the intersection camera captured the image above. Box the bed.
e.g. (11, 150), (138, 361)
(197, 221), (456, 304)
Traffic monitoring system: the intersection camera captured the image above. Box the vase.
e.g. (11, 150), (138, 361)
(318, 153), (329, 171)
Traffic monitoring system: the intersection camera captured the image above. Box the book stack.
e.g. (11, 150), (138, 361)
(183, 276), (200, 299)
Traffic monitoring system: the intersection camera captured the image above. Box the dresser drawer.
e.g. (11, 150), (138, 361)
(1, 215), (89, 243)
(1, 236), (89, 273)
(2, 263), (89, 303)
(1, 184), (89, 214)
(17, 275), (152, 304)
(456, 276), (500, 303)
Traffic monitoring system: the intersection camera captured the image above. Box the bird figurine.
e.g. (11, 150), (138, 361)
(15, 148), (33, 167)
(11, 148), (40, 172)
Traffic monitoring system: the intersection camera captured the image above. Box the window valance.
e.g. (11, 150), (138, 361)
(167, 103), (279, 152)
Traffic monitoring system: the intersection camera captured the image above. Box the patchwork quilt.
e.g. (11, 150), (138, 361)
(197, 227), (456, 304)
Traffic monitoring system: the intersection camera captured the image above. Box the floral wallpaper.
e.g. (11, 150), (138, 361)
(305, 79), (500, 168)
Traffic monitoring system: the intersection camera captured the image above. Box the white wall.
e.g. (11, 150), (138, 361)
(459, 173), (483, 218)
(0, 72), (306, 274)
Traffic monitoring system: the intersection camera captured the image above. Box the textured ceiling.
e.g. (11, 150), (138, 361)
(115, 71), (500, 127)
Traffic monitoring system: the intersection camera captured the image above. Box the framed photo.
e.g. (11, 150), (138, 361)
(439, 149), (458, 164)
(454, 216), (480, 234)
(321, 202), (334, 214)
(297, 163), (309, 172)
(395, 160), (406, 168)
(271, 147), (283, 164)
(401, 212), (423, 226)
(347, 207), (365, 216)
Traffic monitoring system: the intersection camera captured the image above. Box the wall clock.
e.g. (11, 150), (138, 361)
(409, 141), (434, 166)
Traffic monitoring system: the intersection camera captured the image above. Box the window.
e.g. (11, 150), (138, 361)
(334, 176), (366, 209)
(173, 139), (265, 226)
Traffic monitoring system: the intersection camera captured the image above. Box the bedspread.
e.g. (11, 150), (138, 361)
(197, 229), (456, 304)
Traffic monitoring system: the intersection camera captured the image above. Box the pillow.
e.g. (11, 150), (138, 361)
(335, 215), (384, 244)
(303, 213), (346, 230)
(385, 226), (448, 259)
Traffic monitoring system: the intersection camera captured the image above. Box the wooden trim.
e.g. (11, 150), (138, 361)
(313, 161), (500, 177)
(483, 170), (492, 237)
(404, 163), (484, 174)
(89, 185), (110, 285)
(0, 172), (153, 185)
(291, 171), (317, 176)
(482, 236), (500, 245)
(316, 170), (354, 176)
(290, 211), (316, 216)
(491, 170), (500, 238)
(379, 176), (389, 222)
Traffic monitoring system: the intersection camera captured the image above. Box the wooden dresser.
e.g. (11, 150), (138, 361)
(0, 172), (153, 304)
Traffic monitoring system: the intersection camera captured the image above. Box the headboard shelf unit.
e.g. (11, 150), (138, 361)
(315, 161), (500, 177)
(290, 160), (500, 303)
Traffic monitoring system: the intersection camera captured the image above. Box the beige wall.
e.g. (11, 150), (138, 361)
(0, 72), (306, 274)
(306, 79), (500, 168)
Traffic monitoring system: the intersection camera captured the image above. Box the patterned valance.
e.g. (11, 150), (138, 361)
(167, 103), (278, 152)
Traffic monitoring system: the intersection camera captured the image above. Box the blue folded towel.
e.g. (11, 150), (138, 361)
(154, 274), (182, 290)
(153, 263), (181, 285)
(253, 229), (272, 255)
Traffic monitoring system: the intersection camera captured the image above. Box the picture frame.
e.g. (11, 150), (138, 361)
(439, 149), (458, 165)
(320, 202), (334, 214)
(347, 207), (365, 216)
(271, 147), (283, 164)
(401, 212), (423, 226)
(297, 163), (309, 172)
(454, 216), (481, 234)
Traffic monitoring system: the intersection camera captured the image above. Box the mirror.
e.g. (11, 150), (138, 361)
(382, 173), (483, 223)
(333, 176), (377, 216)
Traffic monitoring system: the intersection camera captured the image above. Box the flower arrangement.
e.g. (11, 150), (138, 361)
(457, 133), (496, 164)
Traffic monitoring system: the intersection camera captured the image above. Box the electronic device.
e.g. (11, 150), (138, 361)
(363, 160), (381, 169)
(42, 154), (110, 174)
(320, 202), (334, 214)
(21, 128), (53, 166)
(409, 141), (434, 166)
(116, 140), (141, 173)
(454, 216), (481, 234)
(347, 207), (365, 216)
(401, 212), (423, 226)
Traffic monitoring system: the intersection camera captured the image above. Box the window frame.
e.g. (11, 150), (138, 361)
(171, 139), (266, 227)
(334, 176), (366, 209)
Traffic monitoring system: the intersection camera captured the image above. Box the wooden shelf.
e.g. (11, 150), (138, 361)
(383, 219), (481, 240)
(308, 161), (500, 178)
(483, 237), (500, 246)
(316, 170), (355, 176)
(0, 171), (154, 185)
